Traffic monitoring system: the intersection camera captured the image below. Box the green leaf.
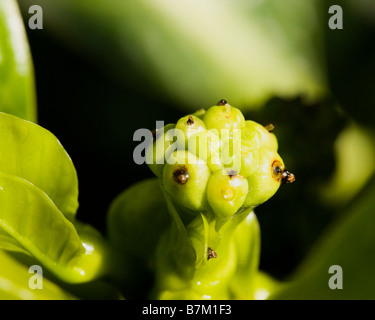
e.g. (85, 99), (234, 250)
(20, 0), (327, 111)
(50, 278), (125, 300)
(37, 222), (126, 299)
(0, 112), (78, 219)
(0, 0), (37, 122)
(252, 271), (280, 300)
(0, 250), (76, 300)
(271, 175), (375, 299)
(0, 114), (124, 288)
(0, 172), (104, 284)
(107, 178), (172, 297)
(107, 178), (171, 262)
(2, 223), (127, 299)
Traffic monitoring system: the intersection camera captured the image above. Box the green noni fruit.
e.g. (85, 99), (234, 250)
(203, 99), (245, 132)
(163, 150), (210, 211)
(147, 99), (294, 218)
(143, 99), (295, 300)
(207, 169), (248, 220)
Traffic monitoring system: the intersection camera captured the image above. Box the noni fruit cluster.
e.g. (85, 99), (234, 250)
(146, 99), (294, 221)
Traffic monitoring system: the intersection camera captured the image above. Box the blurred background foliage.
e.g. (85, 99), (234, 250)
(0, 0), (36, 122)
(1, 0), (373, 298)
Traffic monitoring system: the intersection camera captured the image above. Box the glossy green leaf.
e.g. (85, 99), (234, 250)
(0, 112), (78, 219)
(73, 220), (132, 289)
(39, 222), (126, 299)
(2, 224), (127, 299)
(0, 250), (76, 300)
(19, 0), (326, 111)
(50, 278), (125, 300)
(107, 178), (170, 263)
(0, 172), (103, 284)
(0, 0), (37, 122)
(252, 271), (280, 300)
(271, 175), (375, 299)
(107, 178), (172, 298)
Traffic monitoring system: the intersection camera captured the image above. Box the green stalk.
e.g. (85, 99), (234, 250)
(154, 185), (257, 299)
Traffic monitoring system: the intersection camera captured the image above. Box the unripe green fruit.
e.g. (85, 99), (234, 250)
(147, 101), (293, 220)
(175, 115), (207, 150)
(241, 123), (262, 150)
(186, 129), (208, 161)
(220, 128), (242, 173)
(244, 120), (278, 151)
(239, 144), (260, 178)
(206, 130), (223, 172)
(146, 123), (176, 178)
(163, 150), (210, 211)
(192, 108), (206, 120)
(203, 101), (245, 133)
(243, 148), (284, 207)
(142, 101), (295, 300)
(187, 129), (222, 169)
(207, 170), (248, 219)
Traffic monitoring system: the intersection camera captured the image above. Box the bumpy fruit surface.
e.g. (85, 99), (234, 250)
(146, 123), (176, 178)
(143, 100), (296, 300)
(175, 115), (207, 148)
(207, 169), (248, 220)
(163, 150), (210, 211)
(243, 148), (284, 207)
(147, 100), (294, 218)
(203, 100), (245, 132)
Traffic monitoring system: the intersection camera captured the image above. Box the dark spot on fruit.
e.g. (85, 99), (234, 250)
(217, 99), (227, 106)
(271, 160), (284, 182)
(207, 247), (217, 260)
(264, 123), (275, 133)
(227, 169), (237, 178)
(282, 170), (295, 184)
(173, 166), (189, 185)
(187, 116), (194, 125)
(274, 166), (282, 174)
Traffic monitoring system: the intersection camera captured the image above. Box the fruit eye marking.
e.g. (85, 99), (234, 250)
(187, 116), (194, 125)
(271, 160), (295, 184)
(173, 166), (189, 185)
(274, 166), (282, 174)
(282, 170), (295, 184)
(271, 160), (284, 182)
(227, 169), (237, 178)
(217, 99), (227, 106)
(207, 247), (217, 260)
